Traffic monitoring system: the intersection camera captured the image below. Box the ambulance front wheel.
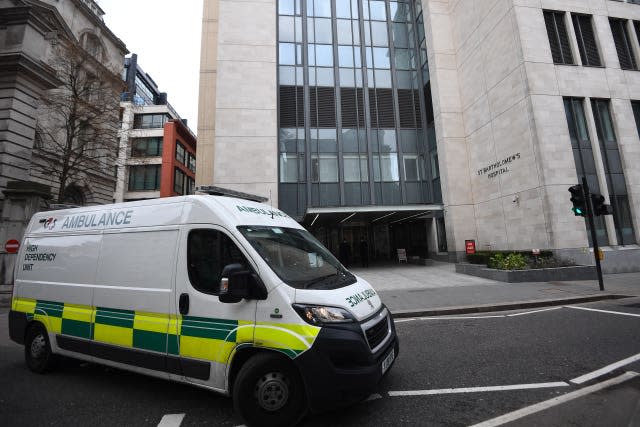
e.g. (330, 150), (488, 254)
(233, 352), (307, 427)
(25, 323), (56, 374)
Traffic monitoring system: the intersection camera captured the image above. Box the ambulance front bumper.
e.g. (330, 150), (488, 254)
(293, 306), (399, 413)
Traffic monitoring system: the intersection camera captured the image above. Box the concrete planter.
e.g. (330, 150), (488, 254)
(455, 263), (596, 283)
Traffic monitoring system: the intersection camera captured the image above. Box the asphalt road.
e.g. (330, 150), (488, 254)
(1, 298), (639, 427)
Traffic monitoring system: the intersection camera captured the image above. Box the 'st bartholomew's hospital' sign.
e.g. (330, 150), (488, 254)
(477, 153), (521, 179)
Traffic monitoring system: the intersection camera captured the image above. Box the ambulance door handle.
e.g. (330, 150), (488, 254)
(179, 293), (190, 315)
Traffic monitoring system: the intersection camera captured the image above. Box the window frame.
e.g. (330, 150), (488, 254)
(128, 164), (161, 192)
(186, 229), (252, 296)
(543, 10), (575, 65)
(571, 13), (603, 67)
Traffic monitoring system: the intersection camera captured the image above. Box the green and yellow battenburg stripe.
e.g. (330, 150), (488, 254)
(11, 297), (320, 364)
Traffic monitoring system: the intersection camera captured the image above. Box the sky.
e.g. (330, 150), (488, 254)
(98, 0), (203, 134)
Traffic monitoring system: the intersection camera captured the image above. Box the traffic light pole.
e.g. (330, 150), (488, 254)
(581, 177), (605, 291)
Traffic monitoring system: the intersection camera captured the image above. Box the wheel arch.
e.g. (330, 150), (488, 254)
(226, 346), (308, 397)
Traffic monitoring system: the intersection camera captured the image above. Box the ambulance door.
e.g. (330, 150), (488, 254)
(173, 226), (258, 389)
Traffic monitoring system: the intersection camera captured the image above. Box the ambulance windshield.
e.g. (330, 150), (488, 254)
(238, 226), (356, 290)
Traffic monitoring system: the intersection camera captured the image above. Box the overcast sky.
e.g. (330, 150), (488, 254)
(98, 0), (203, 134)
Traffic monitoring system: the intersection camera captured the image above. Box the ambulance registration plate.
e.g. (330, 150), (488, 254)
(381, 348), (395, 375)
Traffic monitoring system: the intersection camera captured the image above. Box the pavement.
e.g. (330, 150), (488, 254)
(349, 261), (640, 316)
(2, 261), (639, 316)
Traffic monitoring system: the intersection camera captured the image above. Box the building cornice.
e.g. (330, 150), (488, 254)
(0, 52), (62, 90)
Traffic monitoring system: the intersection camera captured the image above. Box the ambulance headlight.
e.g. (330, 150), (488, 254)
(292, 304), (355, 325)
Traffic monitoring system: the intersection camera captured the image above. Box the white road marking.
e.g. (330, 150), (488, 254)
(570, 352), (640, 385)
(565, 305), (640, 318)
(507, 307), (562, 317)
(387, 382), (568, 397)
(420, 315), (506, 320)
(365, 393), (383, 401)
(397, 307), (566, 324)
(157, 414), (185, 427)
(469, 371), (639, 427)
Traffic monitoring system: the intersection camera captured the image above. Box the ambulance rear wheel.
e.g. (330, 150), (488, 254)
(233, 353), (307, 427)
(25, 324), (56, 374)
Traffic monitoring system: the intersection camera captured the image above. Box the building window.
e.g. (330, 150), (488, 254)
(404, 155), (420, 181)
(311, 154), (338, 182)
(131, 137), (163, 157)
(591, 99), (636, 245)
(563, 98), (608, 247)
(186, 177), (195, 195)
(280, 153), (306, 183)
(609, 18), (638, 70)
(571, 14), (602, 66)
(176, 142), (186, 165)
(133, 114), (170, 129)
(128, 165), (161, 191)
(544, 11), (574, 65)
(343, 154), (369, 182)
(187, 152), (196, 173)
(632, 101), (640, 137)
(373, 154), (400, 182)
(80, 33), (104, 61)
(174, 168), (186, 195)
(62, 185), (85, 206)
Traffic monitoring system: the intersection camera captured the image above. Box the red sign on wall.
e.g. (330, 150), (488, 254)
(5, 239), (20, 254)
(465, 240), (476, 255)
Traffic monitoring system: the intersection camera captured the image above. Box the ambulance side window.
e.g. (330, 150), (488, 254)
(187, 229), (249, 295)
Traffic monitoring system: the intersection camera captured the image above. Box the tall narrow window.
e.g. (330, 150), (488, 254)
(572, 14), (602, 67)
(610, 18), (638, 70)
(632, 101), (640, 138)
(591, 99), (636, 245)
(544, 11), (574, 65)
(563, 98), (608, 247)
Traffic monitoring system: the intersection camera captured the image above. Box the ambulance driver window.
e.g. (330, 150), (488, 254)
(187, 230), (249, 294)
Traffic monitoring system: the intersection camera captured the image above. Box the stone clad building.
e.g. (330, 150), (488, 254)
(0, 0), (126, 286)
(197, 0), (640, 271)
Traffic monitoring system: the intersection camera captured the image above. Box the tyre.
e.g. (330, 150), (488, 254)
(25, 323), (56, 374)
(233, 352), (307, 427)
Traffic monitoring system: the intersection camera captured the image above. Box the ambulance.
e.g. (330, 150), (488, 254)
(9, 188), (399, 427)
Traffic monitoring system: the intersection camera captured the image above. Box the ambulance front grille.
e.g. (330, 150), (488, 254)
(364, 312), (390, 351)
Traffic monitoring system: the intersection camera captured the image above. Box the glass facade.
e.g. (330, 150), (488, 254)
(277, 0), (440, 217)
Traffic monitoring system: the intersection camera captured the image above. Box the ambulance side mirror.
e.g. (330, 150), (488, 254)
(219, 264), (267, 303)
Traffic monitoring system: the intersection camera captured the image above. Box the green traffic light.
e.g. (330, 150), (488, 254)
(573, 207), (584, 215)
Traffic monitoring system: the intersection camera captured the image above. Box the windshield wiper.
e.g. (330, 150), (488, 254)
(303, 273), (338, 289)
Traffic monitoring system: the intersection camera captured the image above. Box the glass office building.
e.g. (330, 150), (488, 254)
(275, 0), (443, 259)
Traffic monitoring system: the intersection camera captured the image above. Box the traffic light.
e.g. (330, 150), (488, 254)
(568, 184), (586, 216)
(591, 193), (613, 216)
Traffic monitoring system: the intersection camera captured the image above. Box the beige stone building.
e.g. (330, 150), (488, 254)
(0, 0), (126, 286)
(197, 0), (640, 271)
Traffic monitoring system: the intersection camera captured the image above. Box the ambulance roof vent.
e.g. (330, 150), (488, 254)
(195, 186), (268, 203)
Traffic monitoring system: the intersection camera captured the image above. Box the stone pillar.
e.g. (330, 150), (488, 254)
(0, 181), (51, 287)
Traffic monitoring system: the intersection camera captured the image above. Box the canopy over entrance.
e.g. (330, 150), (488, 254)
(302, 204), (444, 228)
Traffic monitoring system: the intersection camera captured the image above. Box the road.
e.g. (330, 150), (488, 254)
(1, 298), (639, 426)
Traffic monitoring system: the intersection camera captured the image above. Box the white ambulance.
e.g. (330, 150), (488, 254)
(9, 189), (399, 427)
